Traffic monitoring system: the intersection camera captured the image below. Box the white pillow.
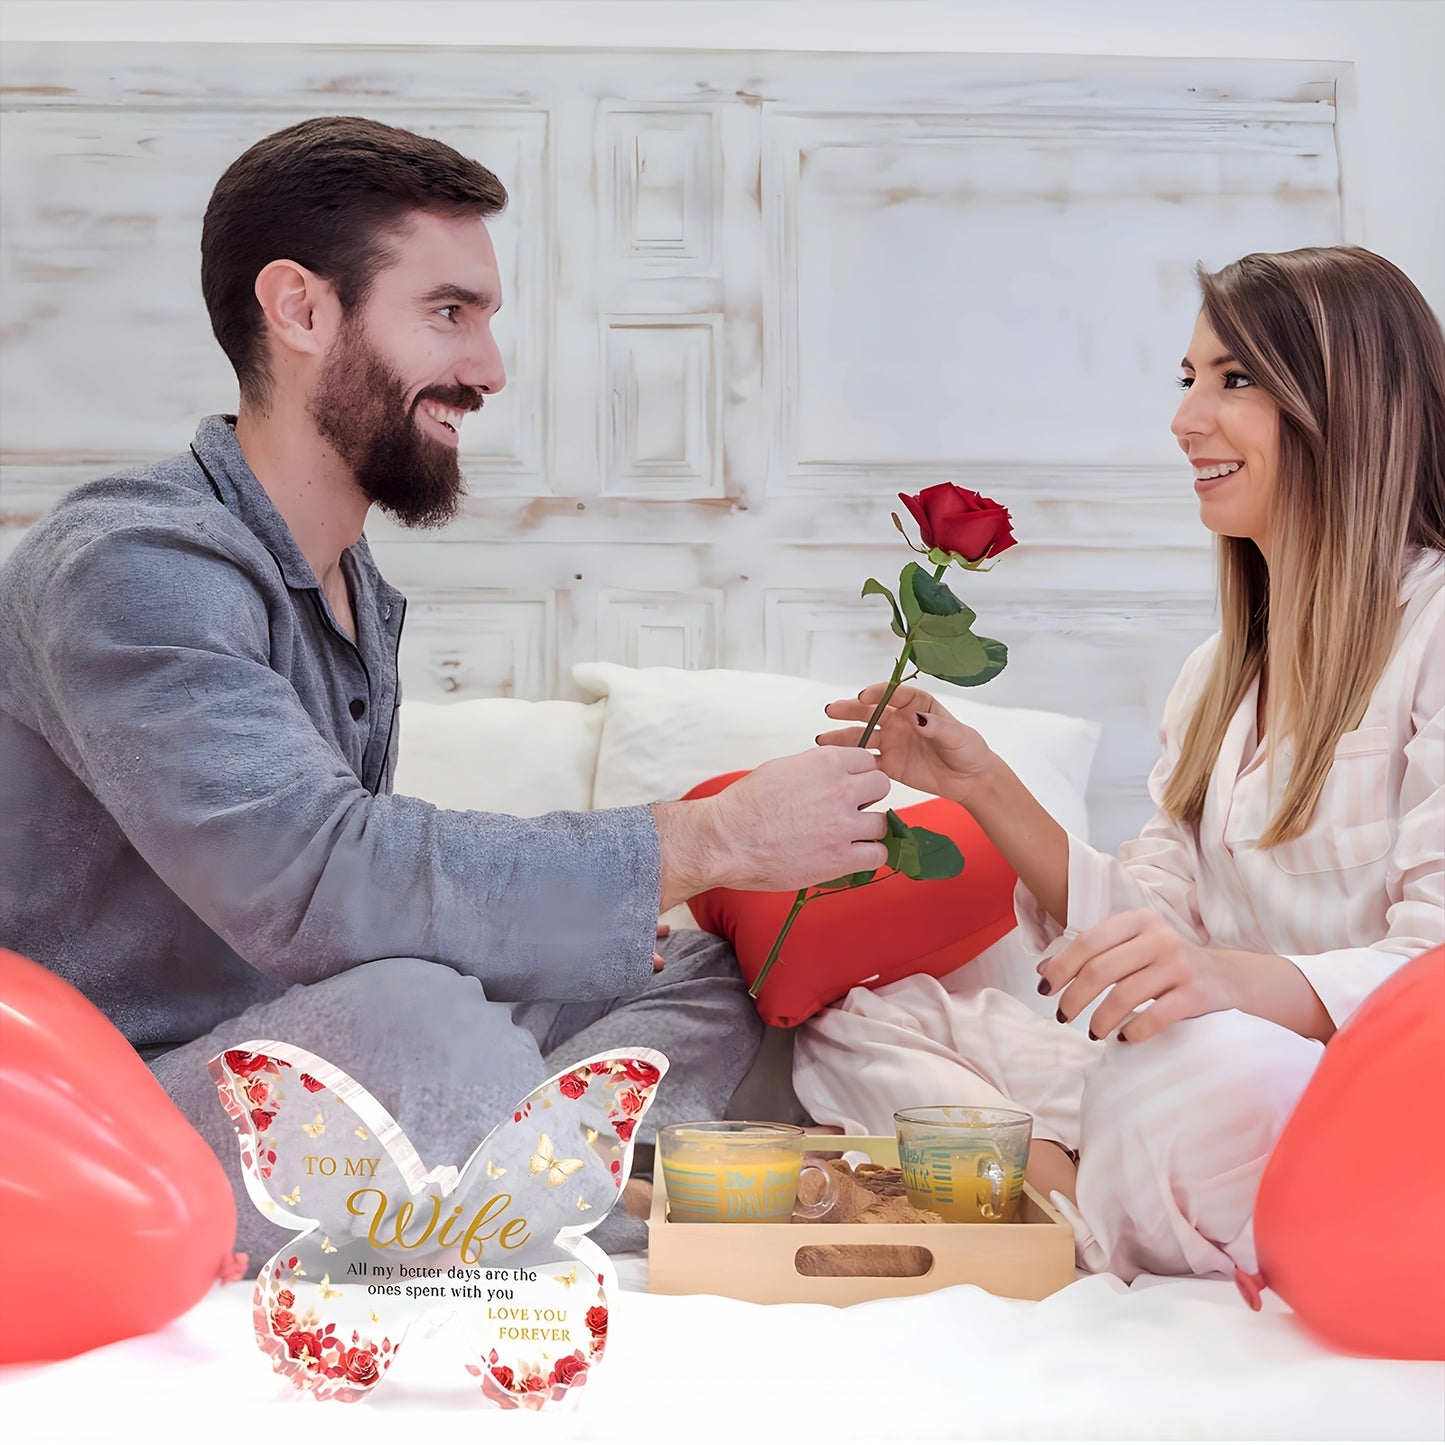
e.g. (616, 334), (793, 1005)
(393, 697), (604, 817)
(572, 662), (1101, 842)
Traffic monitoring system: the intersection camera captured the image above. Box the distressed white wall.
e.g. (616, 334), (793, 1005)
(2, 1), (1432, 850)
(5, 0), (1441, 312)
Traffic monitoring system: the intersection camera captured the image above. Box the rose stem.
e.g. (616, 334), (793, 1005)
(858, 563), (948, 746)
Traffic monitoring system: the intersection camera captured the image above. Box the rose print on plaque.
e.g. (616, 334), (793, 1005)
(209, 1043), (666, 1407)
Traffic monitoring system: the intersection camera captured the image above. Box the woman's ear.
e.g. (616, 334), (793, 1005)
(252, 259), (339, 363)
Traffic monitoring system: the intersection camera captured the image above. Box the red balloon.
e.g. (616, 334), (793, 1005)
(1249, 946), (1445, 1359)
(0, 949), (237, 1363)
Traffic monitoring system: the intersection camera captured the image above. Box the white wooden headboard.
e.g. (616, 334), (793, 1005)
(0, 45), (1346, 849)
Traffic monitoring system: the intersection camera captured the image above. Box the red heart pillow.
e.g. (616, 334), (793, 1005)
(1248, 945), (1445, 1359)
(683, 770), (1018, 1028)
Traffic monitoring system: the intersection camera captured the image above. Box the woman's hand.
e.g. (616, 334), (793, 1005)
(1040, 908), (1244, 1042)
(817, 683), (997, 805)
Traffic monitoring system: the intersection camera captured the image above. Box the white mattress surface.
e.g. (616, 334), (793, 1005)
(3, 1255), (1441, 1441)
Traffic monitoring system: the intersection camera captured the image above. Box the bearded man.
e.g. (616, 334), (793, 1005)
(0, 117), (889, 1263)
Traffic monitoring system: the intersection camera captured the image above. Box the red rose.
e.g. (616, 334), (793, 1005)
(286, 1330), (323, 1365)
(550, 1354), (586, 1386)
(276, 1289), (295, 1309)
(616, 1087), (645, 1117)
(271, 1309), (296, 1336)
(340, 1348), (380, 1386)
(622, 1059), (660, 1087)
(250, 1108), (273, 1132)
(899, 483), (1016, 563)
(585, 1305), (608, 1336)
(614, 1118), (635, 1142)
(299, 1073), (326, 1093)
(244, 1080), (269, 1106)
(523, 1375), (547, 1393)
(491, 1364), (515, 1390)
(558, 1073), (587, 1099)
(224, 1050), (271, 1077)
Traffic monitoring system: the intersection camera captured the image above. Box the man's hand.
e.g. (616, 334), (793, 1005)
(1040, 908), (1242, 1043)
(652, 747), (891, 911)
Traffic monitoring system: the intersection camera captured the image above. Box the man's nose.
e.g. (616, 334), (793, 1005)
(460, 332), (506, 398)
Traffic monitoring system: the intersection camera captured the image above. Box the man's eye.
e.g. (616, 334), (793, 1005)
(438, 305), (460, 322)
(1222, 370), (1254, 389)
(1176, 375), (1193, 390)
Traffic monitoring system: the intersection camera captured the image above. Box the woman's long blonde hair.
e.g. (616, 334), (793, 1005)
(1162, 247), (1445, 845)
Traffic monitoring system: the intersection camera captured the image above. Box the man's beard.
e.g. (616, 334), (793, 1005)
(309, 318), (480, 529)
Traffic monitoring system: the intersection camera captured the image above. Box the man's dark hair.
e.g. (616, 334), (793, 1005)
(201, 115), (508, 408)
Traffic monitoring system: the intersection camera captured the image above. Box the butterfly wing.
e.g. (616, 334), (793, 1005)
(442, 1048), (667, 1409)
(208, 1040), (437, 1401)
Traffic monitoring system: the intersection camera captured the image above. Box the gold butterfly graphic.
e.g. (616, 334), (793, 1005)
(554, 1266), (577, 1288)
(576, 1194), (592, 1212)
(321, 1236), (337, 1254)
(281, 1185), (302, 1206)
(584, 1127), (599, 1146)
(300, 1113), (325, 1139)
(529, 1132), (584, 1188)
(319, 1274), (342, 1301)
(486, 1159), (507, 1179)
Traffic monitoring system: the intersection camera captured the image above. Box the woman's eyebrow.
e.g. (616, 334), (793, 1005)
(1180, 352), (1238, 370)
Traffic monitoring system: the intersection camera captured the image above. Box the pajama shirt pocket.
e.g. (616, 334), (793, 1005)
(1269, 725), (1394, 875)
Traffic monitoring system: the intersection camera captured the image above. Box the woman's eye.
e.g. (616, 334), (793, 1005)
(1176, 375), (1193, 390)
(1222, 370), (1253, 389)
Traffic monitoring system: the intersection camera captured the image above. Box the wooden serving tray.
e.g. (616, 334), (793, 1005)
(646, 1134), (1077, 1307)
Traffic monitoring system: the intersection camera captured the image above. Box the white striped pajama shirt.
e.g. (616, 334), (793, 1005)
(796, 551), (1445, 1281)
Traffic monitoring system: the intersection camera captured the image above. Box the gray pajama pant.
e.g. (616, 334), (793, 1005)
(149, 929), (786, 1268)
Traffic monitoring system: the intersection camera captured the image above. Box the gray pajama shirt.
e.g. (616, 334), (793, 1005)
(0, 415), (766, 1260)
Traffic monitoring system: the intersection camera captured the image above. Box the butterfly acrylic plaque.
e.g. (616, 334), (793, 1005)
(209, 1042), (667, 1408)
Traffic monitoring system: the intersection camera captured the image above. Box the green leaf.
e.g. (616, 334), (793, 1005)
(910, 626), (990, 682)
(900, 563), (977, 632)
(878, 814), (965, 880)
(933, 636), (1009, 688)
(881, 810), (922, 877)
(927, 546), (956, 568)
(910, 568), (974, 623)
(861, 578), (906, 640)
(910, 826), (965, 879)
(898, 562), (925, 631)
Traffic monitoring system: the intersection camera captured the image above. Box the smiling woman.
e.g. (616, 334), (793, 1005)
(803, 244), (1445, 1287)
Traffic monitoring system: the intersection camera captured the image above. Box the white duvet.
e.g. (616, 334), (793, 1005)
(2, 1255), (1440, 1441)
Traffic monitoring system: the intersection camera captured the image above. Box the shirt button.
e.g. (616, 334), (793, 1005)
(349, 698), (366, 721)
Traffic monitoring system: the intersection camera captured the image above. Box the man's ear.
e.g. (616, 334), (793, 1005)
(252, 259), (340, 363)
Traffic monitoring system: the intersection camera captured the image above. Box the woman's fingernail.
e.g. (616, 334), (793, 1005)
(1117, 1031), (1130, 1043)
(1055, 1008), (1067, 1025)
(916, 713), (928, 727)
(1037, 978), (1051, 996)
(1088, 1029), (1099, 1042)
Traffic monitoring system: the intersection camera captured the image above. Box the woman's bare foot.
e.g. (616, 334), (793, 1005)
(1025, 1139), (1078, 1206)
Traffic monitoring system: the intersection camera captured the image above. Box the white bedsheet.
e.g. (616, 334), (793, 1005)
(2, 1257), (1440, 1441)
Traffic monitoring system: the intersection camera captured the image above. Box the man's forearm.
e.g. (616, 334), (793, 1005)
(651, 798), (726, 913)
